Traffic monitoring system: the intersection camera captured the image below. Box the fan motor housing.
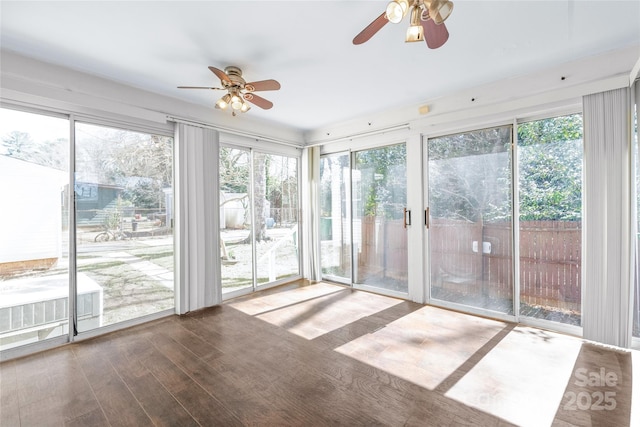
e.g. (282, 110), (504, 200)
(224, 66), (246, 89)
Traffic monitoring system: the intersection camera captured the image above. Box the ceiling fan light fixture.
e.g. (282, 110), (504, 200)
(180, 65), (279, 115)
(216, 93), (231, 110)
(406, 24), (424, 42)
(426, 0), (454, 24)
(406, 5), (424, 42)
(353, 1), (451, 49)
(230, 91), (244, 110)
(385, 1), (405, 24)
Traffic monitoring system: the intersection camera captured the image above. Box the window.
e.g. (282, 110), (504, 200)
(74, 122), (174, 332)
(0, 108), (70, 351)
(518, 114), (583, 326)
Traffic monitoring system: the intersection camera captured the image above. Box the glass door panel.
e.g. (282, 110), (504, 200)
(517, 114), (582, 326)
(254, 152), (300, 284)
(428, 126), (513, 314)
(0, 108), (70, 351)
(220, 147), (253, 294)
(320, 153), (351, 282)
(353, 144), (408, 293)
(75, 123), (174, 332)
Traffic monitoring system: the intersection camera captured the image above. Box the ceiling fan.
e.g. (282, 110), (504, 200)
(178, 66), (281, 116)
(353, 0), (454, 48)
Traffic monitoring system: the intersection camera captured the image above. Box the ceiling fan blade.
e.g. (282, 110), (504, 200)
(353, 12), (389, 45)
(243, 93), (273, 110)
(177, 86), (224, 90)
(422, 17), (449, 49)
(208, 66), (232, 84)
(244, 79), (281, 92)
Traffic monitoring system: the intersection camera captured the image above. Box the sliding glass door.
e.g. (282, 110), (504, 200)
(220, 147), (253, 293)
(255, 151), (300, 284)
(319, 153), (351, 283)
(0, 108), (70, 351)
(426, 116), (584, 326)
(220, 146), (300, 296)
(352, 144), (408, 294)
(319, 145), (408, 295)
(428, 126), (514, 315)
(517, 114), (582, 326)
(0, 108), (175, 354)
(74, 122), (174, 332)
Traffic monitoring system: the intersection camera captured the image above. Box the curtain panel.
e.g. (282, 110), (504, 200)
(175, 123), (222, 313)
(301, 146), (321, 281)
(583, 87), (634, 347)
(633, 81), (640, 344)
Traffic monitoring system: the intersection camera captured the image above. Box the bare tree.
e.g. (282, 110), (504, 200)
(252, 152), (268, 241)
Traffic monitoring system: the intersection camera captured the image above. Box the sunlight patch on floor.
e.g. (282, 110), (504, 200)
(445, 326), (582, 427)
(228, 282), (402, 339)
(228, 282), (345, 316)
(335, 305), (507, 390)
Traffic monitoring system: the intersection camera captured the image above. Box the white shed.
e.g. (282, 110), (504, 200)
(0, 155), (67, 275)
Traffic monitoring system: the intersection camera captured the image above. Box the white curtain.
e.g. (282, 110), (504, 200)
(583, 87), (634, 347)
(175, 123), (221, 314)
(301, 146), (321, 281)
(633, 81), (640, 342)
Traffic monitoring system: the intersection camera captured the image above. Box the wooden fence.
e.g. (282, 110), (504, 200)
(359, 217), (408, 282)
(430, 219), (581, 311)
(518, 221), (581, 310)
(358, 217), (581, 311)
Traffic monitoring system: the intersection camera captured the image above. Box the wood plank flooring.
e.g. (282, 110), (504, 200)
(1, 280), (638, 426)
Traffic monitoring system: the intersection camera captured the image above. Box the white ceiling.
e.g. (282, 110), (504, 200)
(1, 1), (639, 131)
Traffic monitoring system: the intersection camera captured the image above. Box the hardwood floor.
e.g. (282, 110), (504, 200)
(1, 280), (638, 426)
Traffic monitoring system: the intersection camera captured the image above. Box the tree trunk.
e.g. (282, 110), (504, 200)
(253, 152), (268, 242)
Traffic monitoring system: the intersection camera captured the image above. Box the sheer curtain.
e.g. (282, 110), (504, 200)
(301, 146), (321, 281)
(583, 87), (634, 347)
(175, 123), (221, 314)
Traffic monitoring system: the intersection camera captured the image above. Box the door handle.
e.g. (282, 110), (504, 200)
(403, 208), (411, 228)
(425, 207), (430, 229)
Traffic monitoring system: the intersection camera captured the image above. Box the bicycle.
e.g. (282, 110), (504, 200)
(94, 225), (129, 242)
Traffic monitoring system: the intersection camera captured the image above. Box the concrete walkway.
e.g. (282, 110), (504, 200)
(98, 251), (174, 289)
